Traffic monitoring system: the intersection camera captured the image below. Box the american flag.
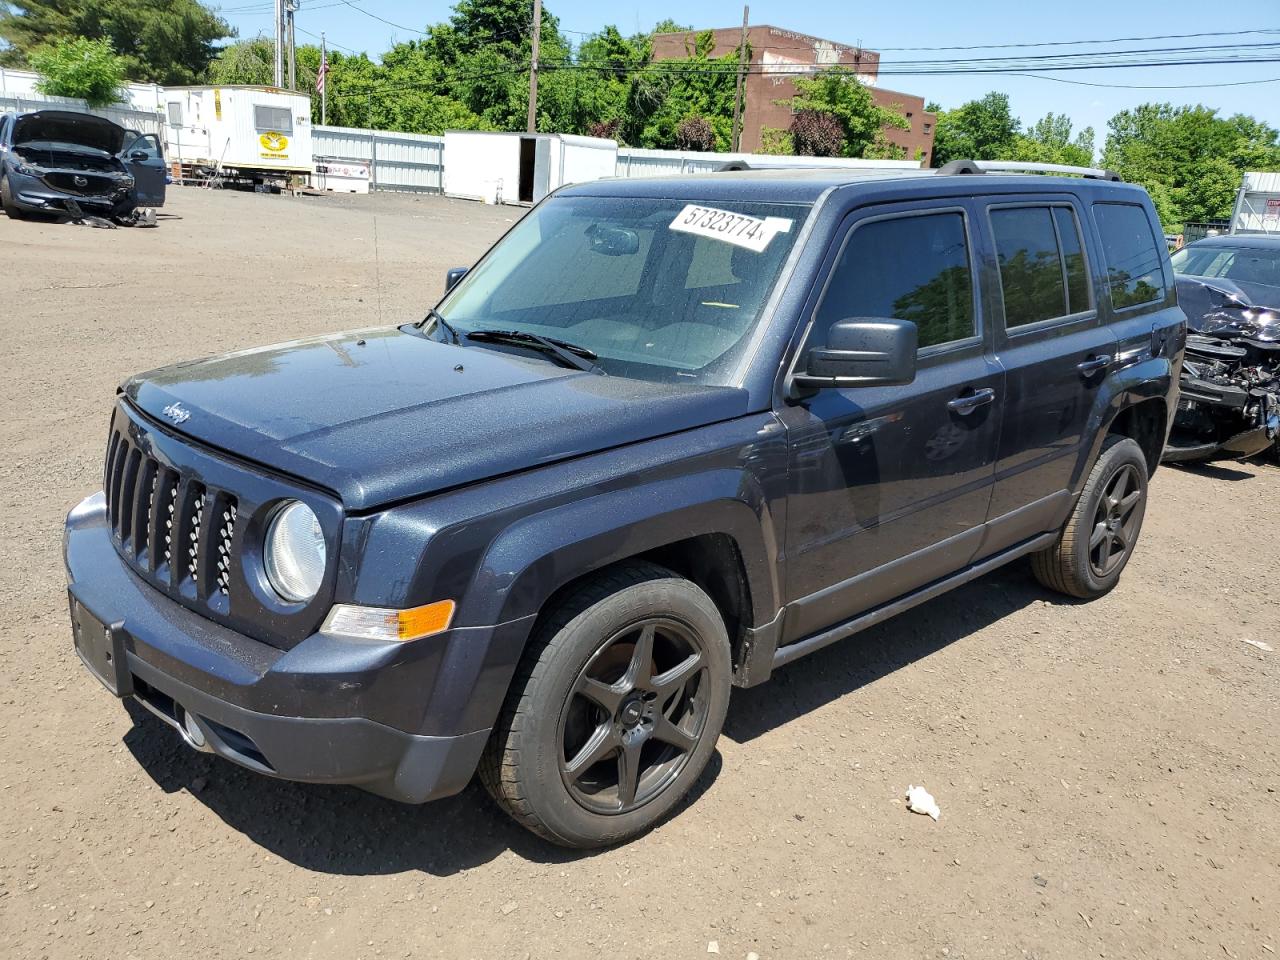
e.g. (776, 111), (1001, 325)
(316, 56), (330, 94)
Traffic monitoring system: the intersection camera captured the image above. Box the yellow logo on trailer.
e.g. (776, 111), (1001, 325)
(259, 131), (289, 156)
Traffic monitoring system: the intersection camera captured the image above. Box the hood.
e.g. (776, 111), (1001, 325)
(1175, 275), (1280, 342)
(12, 110), (128, 155)
(123, 327), (750, 510)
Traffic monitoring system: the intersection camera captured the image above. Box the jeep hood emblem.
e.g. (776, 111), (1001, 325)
(162, 401), (191, 425)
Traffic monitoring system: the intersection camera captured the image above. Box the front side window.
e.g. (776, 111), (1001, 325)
(438, 196), (809, 385)
(1093, 202), (1167, 309)
(990, 205), (1092, 328)
(254, 105), (294, 135)
(814, 212), (975, 350)
(126, 134), (163, 159)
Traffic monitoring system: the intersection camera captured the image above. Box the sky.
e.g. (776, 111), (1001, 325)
(219, 0), (1280, 147)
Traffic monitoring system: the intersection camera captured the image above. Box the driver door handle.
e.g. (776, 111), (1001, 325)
(947, 387), (997, 415)
(1077, 354), (1112, 376)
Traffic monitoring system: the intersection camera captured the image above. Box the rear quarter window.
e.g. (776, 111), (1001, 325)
(1093, 202), (1166, 309)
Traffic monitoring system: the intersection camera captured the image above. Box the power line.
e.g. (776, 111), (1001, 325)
(334, 0), (429, 36)
(1009, 72), (1280, 90)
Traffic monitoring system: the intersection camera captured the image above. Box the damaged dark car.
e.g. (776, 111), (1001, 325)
(0, 109), (166, 222)
(1164, 235), (1280, 463)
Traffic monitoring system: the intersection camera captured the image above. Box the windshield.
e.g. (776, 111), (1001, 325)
(1171, 243), (1280, 288)
(436, 195), (810, 384)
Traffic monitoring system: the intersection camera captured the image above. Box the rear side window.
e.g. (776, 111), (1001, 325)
(815, 212), (975, 350)
(1093, 202), (1166, 309)
(990, 206), (1093, 328)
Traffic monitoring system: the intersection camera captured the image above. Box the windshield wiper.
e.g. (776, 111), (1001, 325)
(419, 306), (461, 344)
(465, 329), (604, 375)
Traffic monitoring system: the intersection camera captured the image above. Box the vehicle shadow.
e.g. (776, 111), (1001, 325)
(120, 561), (1060, 876)
(121, 700), (722, 876)
(1167, 461), (1258, 482)
(725, 562), (1067, 743)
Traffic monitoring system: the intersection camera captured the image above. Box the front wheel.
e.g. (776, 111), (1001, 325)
(1, 175), (28, 220)
(1031, 435), (1149, 599)
(480, 562), (731, 848)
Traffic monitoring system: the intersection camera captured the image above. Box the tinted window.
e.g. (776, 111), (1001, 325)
(127, 134), (163, 159)
(991, 207), (1068, 327)
(1055, 207), (1090, 313)
(990, 206), (1093, 328)
(815, 212), (975, 350)
(1094, 202), (1166, 308)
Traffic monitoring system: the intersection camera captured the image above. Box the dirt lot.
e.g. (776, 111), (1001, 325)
(1, 188), (1277, 960)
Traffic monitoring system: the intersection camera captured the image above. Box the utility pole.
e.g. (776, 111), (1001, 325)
(730, 5), (749, 153)
(320, 32), (327, 124)
(286, 0), (298, 90)
(273, 0), (285, 87)
(526, 0), (542, 133)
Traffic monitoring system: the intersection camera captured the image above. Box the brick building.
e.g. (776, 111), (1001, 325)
(651, 25), (935, 163)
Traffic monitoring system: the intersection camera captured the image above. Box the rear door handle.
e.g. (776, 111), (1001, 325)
(1077, 354), (1112, 376)
(947, 387), (996, 415)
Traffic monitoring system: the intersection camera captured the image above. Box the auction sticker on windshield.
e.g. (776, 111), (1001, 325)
(669, 205), (794, 253)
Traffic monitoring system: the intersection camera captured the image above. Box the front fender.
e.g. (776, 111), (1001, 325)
(463, 467), (782, 629)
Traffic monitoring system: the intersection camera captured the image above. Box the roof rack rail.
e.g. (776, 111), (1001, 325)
(937, 159), (1122, 182)
(715, 160), (752, 172)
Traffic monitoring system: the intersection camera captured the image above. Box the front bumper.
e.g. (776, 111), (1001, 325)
(8, 170), (134, 216)
(65, 492), (530, 803)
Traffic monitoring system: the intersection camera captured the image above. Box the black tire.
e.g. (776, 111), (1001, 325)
(1, 175), (28, 220)
(1031, 435), (1149, 599)
(479, 561), (732, 848)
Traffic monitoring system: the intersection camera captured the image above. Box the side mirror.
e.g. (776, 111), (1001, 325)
(130, 150), (149, 161)
(445, 266), (468, 292)
(792, 317), (918, 392)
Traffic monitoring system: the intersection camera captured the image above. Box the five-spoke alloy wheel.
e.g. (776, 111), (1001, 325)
(1032, 435), (1150, 599)
(481, 562), (731, 848)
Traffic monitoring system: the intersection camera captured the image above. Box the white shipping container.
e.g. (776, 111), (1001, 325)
(161, 86), (313, 174)
(443, 131), (617, 205)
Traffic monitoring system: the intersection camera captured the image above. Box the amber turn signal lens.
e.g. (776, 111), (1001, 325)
(321, 599), (456, 642)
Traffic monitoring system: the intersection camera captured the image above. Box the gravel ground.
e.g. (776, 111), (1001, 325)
(1, 187), (1277, 960)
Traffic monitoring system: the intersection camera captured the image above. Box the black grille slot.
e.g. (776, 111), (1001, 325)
(214, 501), (238, 595)
(183, 483), (207, 584)
(160, 475), (180, 570)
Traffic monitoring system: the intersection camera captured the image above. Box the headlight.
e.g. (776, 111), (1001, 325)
(121, 175), (135, 188)
(263, 501), (326, 602)
(14, 162), (43, 177)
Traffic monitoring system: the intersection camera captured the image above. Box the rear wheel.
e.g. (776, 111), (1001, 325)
(1031, 436), (1149, 599)
(480, 562), (731, 848)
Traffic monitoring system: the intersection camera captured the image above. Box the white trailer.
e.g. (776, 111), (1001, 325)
(1230, 172), (1280, 237)
(443, 131), (617, 205)
(161, 85), (312, 187)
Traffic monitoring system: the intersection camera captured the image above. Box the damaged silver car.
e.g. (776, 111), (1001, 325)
(0, 109), (166, 222)
(1164, 235), (1280, 462)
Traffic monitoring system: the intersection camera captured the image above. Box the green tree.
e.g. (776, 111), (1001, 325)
(29, 35), (126, 106)
(0, 0), (233, 84)
(1013, 112), (1094, 166)
(627, 30), (742, 150)
(1102, 103), (1280, 227)
(787, 67), (909, 158)
(930, 92), (1020, 167)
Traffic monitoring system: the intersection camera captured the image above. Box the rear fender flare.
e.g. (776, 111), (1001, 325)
(1078, 356), (1175, 489)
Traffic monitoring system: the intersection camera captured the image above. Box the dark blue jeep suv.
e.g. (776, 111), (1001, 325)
(64, 159), (1185, 847)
